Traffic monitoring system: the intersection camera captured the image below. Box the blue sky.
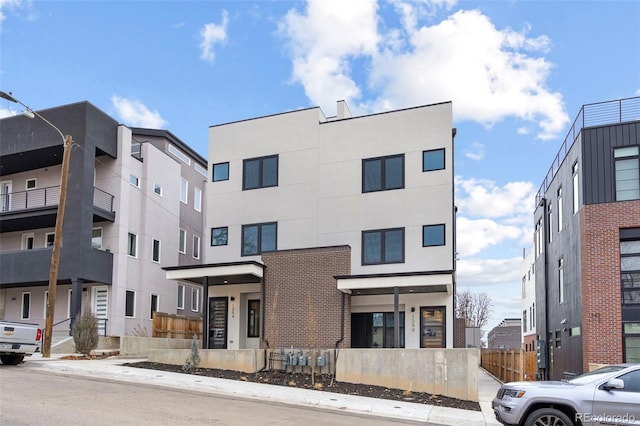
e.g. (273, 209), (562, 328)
(2, 0), (639, 334)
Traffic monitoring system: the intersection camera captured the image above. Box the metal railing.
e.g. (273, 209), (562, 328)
(535, 96), (640, 205)
(0, 186), (115, 214)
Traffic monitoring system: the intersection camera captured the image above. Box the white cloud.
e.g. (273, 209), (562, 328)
(456, 217), (526, 256)
(464, 141), (484, 161)
(0, 0), (23, 22)
(457, 257), (522, 285)
(199, 10), (229, 64)
(111, 95), (168, 128)
(456, 176), (536, 219)
(0, 107), (17, 118)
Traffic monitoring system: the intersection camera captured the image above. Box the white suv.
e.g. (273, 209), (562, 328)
(492, 364), (640, 425)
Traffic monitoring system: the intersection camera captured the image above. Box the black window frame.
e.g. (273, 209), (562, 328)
(362, 154), (405, 193)
(211, 227), (229, 246)
(150, 294), (158, 320)
(125, 290), (135, 318)
(212, 162), (230, 182)
(247, 299), (260, 338)
(422, 148), (445, 172)
(243, 155), (279, 190)
(152, 238), (161, 262)
(361, 227), (405, 265)
(614, 145), (640, 201)
(242, 222), (278, 256)
(422, 224), (446, 247)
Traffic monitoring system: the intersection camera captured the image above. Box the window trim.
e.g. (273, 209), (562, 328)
(150, 294), (159, 320)
(362, 154), (405, 193)
(422, 224), (446, 247)
(153, 183), (163, 196)
(211, 227), (229, 246)
(422, 148), (446, 172)
(212, 162), (230, 182)
(241, 222), (278, 256)
(22, 233), (35, 250)
(361, 227), (405, 265)
(194, 187), (202, 212)
(247, 299), (260, 338)
(193, 235), (201, 260)
(242, 155), (279, 190)
(191, 287), (200, 313)
(168, 144), (191, 165)
(125, 290), (136, 318)
(129, 174), (140, 188)
(177, 284), (185, 310)
(26, 178), (37, 190)
(614, 145), (640, 201)
(45, 232), (55, 248)
(127, 232), (138, 257)
(180, 178), (189, 204)
(179, 229), (187, 254)
(572, 162), (579, 214)
(152, 238), (161, 263)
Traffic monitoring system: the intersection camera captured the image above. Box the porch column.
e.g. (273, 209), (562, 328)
(69, 278), (83, 334)
(202, 277), (210, 349)
(394, 286), (400, 348)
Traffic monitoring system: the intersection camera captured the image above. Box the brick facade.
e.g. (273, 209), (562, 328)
(580, 199), (640, 371)
(260, 246), (351, 349)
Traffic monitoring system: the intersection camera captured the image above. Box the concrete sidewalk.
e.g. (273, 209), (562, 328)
(25, 354), (502, 425)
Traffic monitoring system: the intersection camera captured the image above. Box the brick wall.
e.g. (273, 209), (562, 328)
(260, 246), (351, 349)
(581, 200), (640, 371)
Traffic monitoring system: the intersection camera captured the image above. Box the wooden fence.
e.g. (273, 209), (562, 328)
(152, 312), (202, 339)
(481, 349), (537, 383)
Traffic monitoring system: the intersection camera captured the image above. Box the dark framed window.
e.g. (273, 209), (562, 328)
(362, 154), (404, 193)
(243, 155), (278, 190)
(177, 285), (185, 310)
(362, 228), (404, 265)
(423, 148), (445, 172)
(150, 294), (158, 320)
(242, 222), (277, 256)
(125, 290), (135, 317)
(21, 292), (31, 320)
(623, 323), (640, 363)
(614, 146), (640, 201)
(212, 162), (230, 182)
(420, 306), (445, 348)
(621, 231), (640, 306)
(351, 312), (405, 348)
(211, 227), (228, 246)
(127, 233), (137, 257)
(423, 224), (445, 247)
(248, 299), (260, 338)
(152, 239), (160, 262)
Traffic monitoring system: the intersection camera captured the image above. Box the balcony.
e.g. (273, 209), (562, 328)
(0, 186), (115, 233)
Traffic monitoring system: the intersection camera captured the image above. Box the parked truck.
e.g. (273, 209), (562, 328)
(0, 321), (42, 365)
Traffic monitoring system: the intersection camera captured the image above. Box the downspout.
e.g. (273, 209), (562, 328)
(335, 292), (345, 349)
(261, 272), (268, 349)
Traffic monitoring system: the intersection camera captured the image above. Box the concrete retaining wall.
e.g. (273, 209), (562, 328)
(335, 348), (480, 402)
(120, 336), (194, 356)
(147, 349), (265, 373)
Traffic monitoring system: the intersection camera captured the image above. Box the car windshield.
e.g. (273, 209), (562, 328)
(569, 365), (627, 384)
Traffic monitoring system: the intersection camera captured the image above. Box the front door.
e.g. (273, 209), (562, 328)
(92, 286), (108, 336)
(209, 297), (228, 349)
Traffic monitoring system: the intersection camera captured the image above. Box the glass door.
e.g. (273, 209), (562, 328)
(420, 307), (445, 348)
(209, 297), (228, 349)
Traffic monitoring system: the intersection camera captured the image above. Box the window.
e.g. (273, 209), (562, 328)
(131, 141), (142, 158)
(523, 310), (527, 333)
(248, 300), (260, 338)
(624, 323), (640, 363)
(179, 229), (186, 254)
(152, 239), (161, 263)
(26, 178), (36, 190)
(191, 288), (200, 312)
(420, 307), (445, 348)
(92, 228), (102, 249)
(351, 312), (405, 348)
(243, 155), (278, 190)
(621, 232), (640, 306)
(555, 330), (561, 348)
(423, 148), (445, 172)
(572, 162), (579, 214)
(46, 233), (55, 248)
(557, 187), (563, 232)
(125, 290), (135, 317)
(180, 178), (188, 204)
(547, 203), (553, 243)
(362, 154), (404, 193)
(177, 285), (185, 310)
(150, 294), (158, 320)
(532, 303), (535, 327)
(242, 222), (277, 256)
(127, 233), (138, 257)
(193, 235), (200, 259)
(558, 258), (564, 304)
(212, 162), (230, 182)
(615, 146), (640, 201)
(195, 163), (208, 178)
(423, 224), (445, 247)
(194, 187), (202, 212)
(211, 227), (228, 246)
(129, 175), (139, 187)
(153, 183), (163, 196)
(22, 233), (34, 250)
(21, 292), (31, 320)
(168, 144), (191, 165)
(362, 228), (404, 265)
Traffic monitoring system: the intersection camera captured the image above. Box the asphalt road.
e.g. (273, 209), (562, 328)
(0, 366), (423, 426)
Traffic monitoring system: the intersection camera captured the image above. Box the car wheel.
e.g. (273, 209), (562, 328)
(0, 354), (25, 365)
(524, 408), (573, 426)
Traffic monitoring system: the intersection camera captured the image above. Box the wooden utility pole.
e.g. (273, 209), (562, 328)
(42, 135), (73, 358)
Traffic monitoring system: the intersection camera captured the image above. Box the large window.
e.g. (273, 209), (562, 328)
(248, 300), (260, 338)
(423, 148), (445, 172)
(212, 162), (229, 182)
(211, 227), (228, 246)
(242, 222), (277, 256)
(420, 307), (445, 348)
(125, 290), (136, 317)
(243, 155), (278, 190)
(615, 146), (640, 201)
(362, 154), (404, 193)
(362, 228), (404, 265)
(351, 312), (405, 348)
(127, 233), (138, 257)
(423, 224), (445, 247)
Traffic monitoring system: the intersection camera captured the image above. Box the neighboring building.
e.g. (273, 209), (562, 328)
(0, 102), (205, 338)
(521, 247), (536, 353)
(166, 100), (457, 350)
(487, 318), (522, 350)
(533, 96), (640, 380)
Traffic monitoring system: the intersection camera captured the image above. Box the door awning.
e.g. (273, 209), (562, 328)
(335, 271), (453, 295)
(163, 261), (264, 286)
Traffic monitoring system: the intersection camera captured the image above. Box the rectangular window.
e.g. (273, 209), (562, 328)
(127, 233), (137, 257)
(248, 300), (260, 338)
(423, 148), (445, 172)
(152, 239), (161, 263)
(129, 175), (139, 187)
(213, 162), (230, 182)
(547, 203), (553, 244)
(557, 187), (563, 232)
(243, 155), (278, 190)
(180, 178), (188, 204)
(153, 183), (163, 196)
(195, 163), (208, 178)
(150, 294), (158, 320)
(242, 222), (277, 256)
(362, 228), (405, 265)
(177, 285), (185, 310)
(125, 290), (135, 317)
(191, 288), (200, 312)
(179, 229), (186, 254)
(21, 292), (31, 320)
(26, 178), (36, 190)
(423, 224), (445, 247)
(615, 146), (640, 201)
(420, 307), (445, 348)
(621, 233), (640, 306)
(46, 233), (55, 248)
(624, 323), (640, 363)
(362, 154), (404, 193)
(523, 310), (527, 333)
(131, 141), (142, 157)
(168, 144), (191, 165)
(194, 187), (202, 212)
(558, 258), (564, 304)
(572, 162), (579, 214)
(351, 312), (405, 348)
(92, 228), (102, 249)
(555, 330), (561, 348)
(211, 227), (228, 246)
(22, 233), (34, 250)
(193, 235), (200, 259)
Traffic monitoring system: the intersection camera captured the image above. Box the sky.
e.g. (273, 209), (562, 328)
(1, 0), (639, 335)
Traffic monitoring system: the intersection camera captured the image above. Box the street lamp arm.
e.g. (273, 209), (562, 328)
(0, 91), (66, 143)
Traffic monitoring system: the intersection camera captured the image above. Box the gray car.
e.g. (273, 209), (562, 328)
(492, 364), (640, 425)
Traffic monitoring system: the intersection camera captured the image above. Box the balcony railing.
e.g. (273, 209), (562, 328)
(535, 96), (640, 205)
(0, 186), (115, 214)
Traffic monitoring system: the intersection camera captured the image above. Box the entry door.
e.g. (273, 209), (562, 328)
(1, 181), (12, 212)
(209, 297), (228, 349)
(92, 286), (109, 336)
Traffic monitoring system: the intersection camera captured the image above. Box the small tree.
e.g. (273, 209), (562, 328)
(73, 309), (99, 356)
(183, 334), (201, 373)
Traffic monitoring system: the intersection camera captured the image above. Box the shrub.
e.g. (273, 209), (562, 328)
(73, 309), (100, 356)
(182, 334), (201, 373)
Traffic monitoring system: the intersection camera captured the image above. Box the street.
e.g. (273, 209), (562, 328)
(0, 366), (423, 426)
